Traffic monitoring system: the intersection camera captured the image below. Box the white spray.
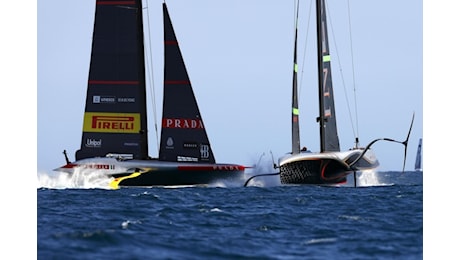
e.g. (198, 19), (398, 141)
(37, 168), (114, 190)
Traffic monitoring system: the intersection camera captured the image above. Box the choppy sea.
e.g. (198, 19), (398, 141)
(37, 170), (423, 259)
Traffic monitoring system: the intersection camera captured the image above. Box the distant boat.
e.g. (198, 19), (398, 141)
(414, 138), (422, 171)
(277, 0), (413, 186)
(55, 1), (246, 188)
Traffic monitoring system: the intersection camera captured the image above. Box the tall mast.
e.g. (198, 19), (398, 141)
(315, 0), (340, 152)
(291, 0), (301, 154)
(137, 0), (148, 158)
(316, 0), (325, 152)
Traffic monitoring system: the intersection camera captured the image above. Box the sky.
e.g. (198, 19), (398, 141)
(36, 0), (422, 173)
(2, 0), (460, 257)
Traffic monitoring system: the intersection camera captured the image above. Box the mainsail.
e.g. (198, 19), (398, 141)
(316, 0), (340, 152)
(76, 0), (149, 161)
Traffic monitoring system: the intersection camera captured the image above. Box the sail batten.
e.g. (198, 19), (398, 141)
(88, 80), (140, 85)
(164, 80), (192, 85)
(96, 1), (136, 5)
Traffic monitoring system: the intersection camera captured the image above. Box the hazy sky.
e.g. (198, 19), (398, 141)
(37, 0), (423, 172)
(3, 1), (460, 256)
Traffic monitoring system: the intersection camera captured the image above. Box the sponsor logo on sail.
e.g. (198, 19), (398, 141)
(85, 138), (102, 147)
(166, 137), (174, 149)
(123, 142), (139, 146)
(162, 118), (204, 129)
(93, 95), (116, 103)
(118, 97), (136, 103)
(83, 112), (141, 133)
(183, 143), (198, 149)
(93, 96), (135, 103)
(200, 144), (210, 159)
(177, 156), (198, 162)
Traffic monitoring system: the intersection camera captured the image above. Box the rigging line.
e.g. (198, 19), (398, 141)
(324, 0), (357, 141)
(293, 0), (296, 26)
(347, 0), (360, 145)
(143, 0), (160, 153)
(298, 0), (313, 97)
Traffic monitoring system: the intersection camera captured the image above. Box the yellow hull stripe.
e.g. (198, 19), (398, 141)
(109, 171), (142, 189)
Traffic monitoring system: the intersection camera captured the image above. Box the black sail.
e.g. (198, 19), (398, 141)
(76, 0), (149, 160)
(316, 0), (340, 152)
(291, 3), (301, 155)
(159, 3), (216, 163)
(414, 138), (422, 170)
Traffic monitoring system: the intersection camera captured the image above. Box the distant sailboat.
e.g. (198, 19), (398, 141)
(55, 0), (246, 188)
(277, 0), (413, 186)
(414, 138), (422, 171)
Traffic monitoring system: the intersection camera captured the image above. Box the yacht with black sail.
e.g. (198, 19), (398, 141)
(55, 0), (246, 188)
(414, 138), (422, 172)
(245, 0), (414, 187)
(278, 0), (414, 186)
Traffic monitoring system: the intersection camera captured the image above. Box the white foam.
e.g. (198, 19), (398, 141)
(305, 237), (337, 245)
(243, 154), (281, 187)
(356, 169), (393, 187)
(37, 168), (113, 189)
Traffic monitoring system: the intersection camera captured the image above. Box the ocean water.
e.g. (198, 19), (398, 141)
(37, 170), (422, 259)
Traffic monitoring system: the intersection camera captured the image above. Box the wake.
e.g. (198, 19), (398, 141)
(243, 152), (393, 188)
(37, 158), (391, 189)
(243, 153), (281, 187)
(37, 169), (247, 190)
(37, 168), (114, 190)
(354, 169), (394, 187)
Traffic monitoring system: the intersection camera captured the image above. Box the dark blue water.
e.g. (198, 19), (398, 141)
(38, 171), (422, 259)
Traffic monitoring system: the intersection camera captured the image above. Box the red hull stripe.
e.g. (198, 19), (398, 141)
(61, 163), (78, 169)
(89, 80), (139, 85)
(97, 1), (135, 5)
(178, 165), (246, 171)
(165, 80), (191, 85)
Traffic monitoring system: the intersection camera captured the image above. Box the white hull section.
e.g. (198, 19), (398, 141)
(279, 149), (378, 169)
